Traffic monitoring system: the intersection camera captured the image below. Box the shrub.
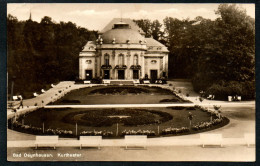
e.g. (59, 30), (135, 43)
(91, 78), (102, 84)
(192, 118), (223, 131)
(162, 127), (190, 135)
(121, 129), (156, 136)
(201, 81), (255, 100)
(80, 130), (113, 137)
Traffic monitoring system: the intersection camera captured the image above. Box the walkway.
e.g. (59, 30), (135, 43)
(7, 80), (256, 161)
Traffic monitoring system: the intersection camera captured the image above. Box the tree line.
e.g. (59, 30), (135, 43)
(7, 15), (98, 98)
(134, 4), (255, 100)
(8, 4), (255, 100)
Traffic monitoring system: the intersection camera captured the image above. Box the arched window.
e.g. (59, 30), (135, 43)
(104, 54), (109, 66)
(134, 55), (138, 65)
(118, 54), (124, 66)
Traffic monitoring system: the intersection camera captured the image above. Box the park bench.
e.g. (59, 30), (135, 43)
(35, 135), (59, 149)
(79, 136), (102, 149)
(200, 133), (223, 148)
(84, 80), (91, 84)
(143, 80), (150, 84)
(244, 133), (255, 147)
(125, 135), (147, 149)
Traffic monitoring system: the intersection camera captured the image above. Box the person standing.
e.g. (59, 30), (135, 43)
(188, 112), (193, 129)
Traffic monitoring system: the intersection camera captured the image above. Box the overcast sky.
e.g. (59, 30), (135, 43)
(7, 3), (255, 31)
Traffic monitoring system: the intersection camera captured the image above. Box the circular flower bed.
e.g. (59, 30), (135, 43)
(62, 108), (173, 127)
(8, 106), (229, 138)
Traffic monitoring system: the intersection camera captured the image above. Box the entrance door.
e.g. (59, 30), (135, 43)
(150, 70), (157, 81)
(118, 70), (125, 79)
(104, 70), (110, 79)
(85, 70), (93, 80)
(133, 70), (139, 79)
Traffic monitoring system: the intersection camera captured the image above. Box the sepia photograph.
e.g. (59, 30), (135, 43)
(6, 3), (255, 162)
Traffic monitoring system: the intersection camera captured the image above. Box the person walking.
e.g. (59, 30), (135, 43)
(18, 97), (23, 109)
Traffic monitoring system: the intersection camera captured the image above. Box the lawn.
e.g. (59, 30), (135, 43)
(50, 85), (190, 105)
(10, 107), (229, 138)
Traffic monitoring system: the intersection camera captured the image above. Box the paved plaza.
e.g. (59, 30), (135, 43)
(7, 80), (256, 161)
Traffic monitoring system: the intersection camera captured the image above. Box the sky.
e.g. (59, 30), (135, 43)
(7, 3), (255, 31)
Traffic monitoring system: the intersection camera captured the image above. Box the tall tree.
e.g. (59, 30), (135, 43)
(192, 4), (255, 99)
(151, 20), (163, 41)
(133, 19), (152, 37)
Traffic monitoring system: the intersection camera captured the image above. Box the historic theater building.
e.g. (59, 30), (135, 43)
(79, 18), (169, 81)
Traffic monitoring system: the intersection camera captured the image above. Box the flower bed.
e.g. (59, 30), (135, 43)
(46, 128), (73, 136)
(80, 130), (113, 137)
(121, 129), (156, 136)
(162, 127), (190, 135)
(62, 108), (173, 127)
(192, 118), (223, 131)
(8, 120), (73, 137)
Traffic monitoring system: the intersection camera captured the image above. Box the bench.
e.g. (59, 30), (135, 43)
(200, 134), (223, 148)
(125, 135), (147, 149)
(79, 136), (102, 149)
(84, 80), (91, 84)
(143, 80), (150, 84)
(35, 135), (59, 149)
(244, 133), (255, 147)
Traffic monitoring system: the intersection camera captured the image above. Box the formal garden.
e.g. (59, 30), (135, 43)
(8, 105), (229, 138)
(49, 85), (191, 105)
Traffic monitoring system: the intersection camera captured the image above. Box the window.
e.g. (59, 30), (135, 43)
(119, 54), (124, 66)
(104, 54), (109, 66)
(85, 60), (92, 64)
(151, 60), (157, 64)
(134, 55), (138, 65)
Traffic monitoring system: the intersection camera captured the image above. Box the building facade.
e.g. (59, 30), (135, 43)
(79, 18), (169, 80)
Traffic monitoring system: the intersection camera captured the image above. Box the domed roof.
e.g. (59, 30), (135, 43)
(102, 28), (145, 44)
